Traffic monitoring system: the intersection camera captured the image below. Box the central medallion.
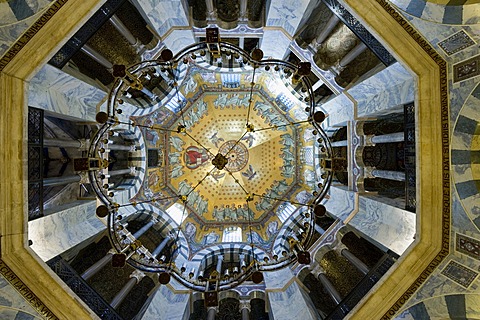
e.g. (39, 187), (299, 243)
(216, 140), (249, 172)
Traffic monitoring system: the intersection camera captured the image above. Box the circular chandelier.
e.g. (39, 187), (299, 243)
(89, 28), (333, 292)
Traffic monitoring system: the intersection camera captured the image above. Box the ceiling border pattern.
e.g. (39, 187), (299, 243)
(0, 0), (450, 318)
(372, 0), (450, 318)
(0, 260), (58, 319)
(0, 0), (68, 72)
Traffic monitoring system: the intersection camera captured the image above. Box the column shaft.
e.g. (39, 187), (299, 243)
(216, 255), (224, 274)
(43, 175), (80, 187)
(133, 220), (155, 239)
(339, 42), (367, 68)
(107, 144), (133, 151)
(111, 277), (137, 309)
(371, 132), (404, 144)
(318, 273), (342, 304)
(371, 169), (405, 182)
(110, 14), (137, 46)
(152, 236), (172, 257)
(313, 15), (340, 47)
(241, 307), (250, 320)
(44, 138), (82, 148)
(239, 0), (247, 18)
(207, 307), (216, 320)
(109, 169), (133, 177)
(315, 224), (326, 235)
(341, 249), (369, 275)
(80, 44), (113, 69)
(81, 253), (113, 280)
(331, 140), (348, 147)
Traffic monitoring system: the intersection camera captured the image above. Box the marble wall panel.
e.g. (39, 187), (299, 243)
(28, 200), (106, 261)
(141, 285), (189, 320)
(264, 267), (293, 289)
(0, 0), (51, 56)
(28, 64), (106, 122)
(132, 0), (188, 38)
(348, 62), (414, 118)
(321, 93), (353, 128)
(267, 281), (318, 320)
(324, 186), (355, 221)
(348, 196), (415, 255)
(260, 29), (291, 60)
(265, 0), (311, 36)
(0, 274), (42, 319)
(162, 29), (195, 56)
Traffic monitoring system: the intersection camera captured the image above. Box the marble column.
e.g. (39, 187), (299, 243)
(44, 138), (86, 149)
(331, 140), (348, 147)
(239, 0), (247, 20)
(312, 15), (340, 49)
(206, 0), (215, 20)
(331, 42), (367, 76)
(314, 224), (326, 235)
(111, 270), (145, 309)
(216, 255), (224, 275)
(239, 254), (246, 270)
(317, 273), (342, 304)
(152, 235), (173, 258)
(80, 44), (113, 69)
(108, 168), (135, 176)
(110, 14), (139, 47)
(341, 249), (369, 275)
(367, 168), (405, 182)
(43, 175), (80, 187)
(207, 307), (217, 320)
(133, 220), (156, 239)
(240, 301), (250, 320)
(369, 132), (404, 144)
(81, 251), (114, 281)
(105, 144), (135, 151)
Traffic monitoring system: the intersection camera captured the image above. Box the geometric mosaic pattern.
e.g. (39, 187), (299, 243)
(389, 0), (480, 25)
(438, 30), (475, 56)
(441, 260), (478, 288)
(456, 233), (480, 261)
(454, 55), (480, 82)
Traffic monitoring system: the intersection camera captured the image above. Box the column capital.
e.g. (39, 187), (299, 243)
(130, 269), (145, 283)
(310, 264), (325, 278)
(335, 243), (349, 255)
(239, 300), (251, 312)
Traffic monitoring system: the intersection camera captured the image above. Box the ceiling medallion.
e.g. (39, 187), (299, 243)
(216, 140), (249, 172)
(87, 28), (333, 293)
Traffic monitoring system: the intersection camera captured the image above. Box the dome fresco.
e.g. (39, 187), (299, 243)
(131, 64), (320, 253)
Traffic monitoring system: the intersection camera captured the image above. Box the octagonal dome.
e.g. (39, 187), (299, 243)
(131, 63), (320, 252)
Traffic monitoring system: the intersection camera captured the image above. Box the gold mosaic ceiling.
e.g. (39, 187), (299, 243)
(134, 64), (319, 246)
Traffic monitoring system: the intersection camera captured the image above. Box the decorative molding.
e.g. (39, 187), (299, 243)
(0, 260), (59, 320)
(0, 0), (69, 72)
(441, 260), (479, 288)
(438, 30), (475, 56)
(453, 55), (480, 82)
(456, 233), (480, 261)
(374, 0), (450, 319)
(322, 0), (396, 67)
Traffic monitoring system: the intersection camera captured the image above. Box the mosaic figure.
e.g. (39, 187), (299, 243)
(184, 222), (197, 241)
(170, 135), (185, 152)
(266, 221), (279, 239)
(202, 231), (219, 245)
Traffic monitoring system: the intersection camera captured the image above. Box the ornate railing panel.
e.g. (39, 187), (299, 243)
(404, 103), (416, 212)
(48, 0), (127, 68)
(28, 107), (44, 220)
(47, 256), (123, 320)
(322, 0), (396, 67)
(325, 253), (397, 319)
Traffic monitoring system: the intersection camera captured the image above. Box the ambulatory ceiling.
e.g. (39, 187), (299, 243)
(132, 62), (319, 248)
